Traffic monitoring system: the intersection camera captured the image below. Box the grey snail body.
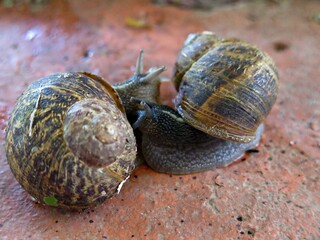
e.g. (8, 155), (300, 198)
(133, 102), (264, 174)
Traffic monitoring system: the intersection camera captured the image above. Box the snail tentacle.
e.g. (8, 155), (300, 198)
(113, 52), (166, 115)
(135, 49), (144, 75)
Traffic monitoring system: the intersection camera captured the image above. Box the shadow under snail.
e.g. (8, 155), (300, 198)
(5, 31), (279, 209)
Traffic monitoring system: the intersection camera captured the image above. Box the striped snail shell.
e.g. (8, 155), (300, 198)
(173, 31), (279, 143)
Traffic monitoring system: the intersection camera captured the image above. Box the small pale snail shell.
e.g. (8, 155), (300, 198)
(5, 52), (165, 209)
(133, 31), (279, 174)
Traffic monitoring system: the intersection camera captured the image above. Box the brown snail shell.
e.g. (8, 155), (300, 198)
(173, 31), (279, 143)
(5, 72), (136, 209)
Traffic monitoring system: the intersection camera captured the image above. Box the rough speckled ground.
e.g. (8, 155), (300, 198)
(0, 0), (319, 239)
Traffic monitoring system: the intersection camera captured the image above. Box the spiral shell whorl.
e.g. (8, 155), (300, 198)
(5, 72), (136, 208)
(64, 99), (132, 167)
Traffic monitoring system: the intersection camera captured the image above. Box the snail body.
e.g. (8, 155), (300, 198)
(5, 56), (165, 209)
(134, 32), (279, 174)
(134, 102), (264, 174)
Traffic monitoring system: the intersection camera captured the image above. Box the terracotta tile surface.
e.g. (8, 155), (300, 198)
(0, 0), (319, 239)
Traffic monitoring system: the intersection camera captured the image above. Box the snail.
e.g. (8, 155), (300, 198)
(4, 52), (165, 209)
(133, 31), (279, 174)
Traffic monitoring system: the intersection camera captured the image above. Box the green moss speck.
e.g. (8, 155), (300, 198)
(43, 196), (58, 207)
